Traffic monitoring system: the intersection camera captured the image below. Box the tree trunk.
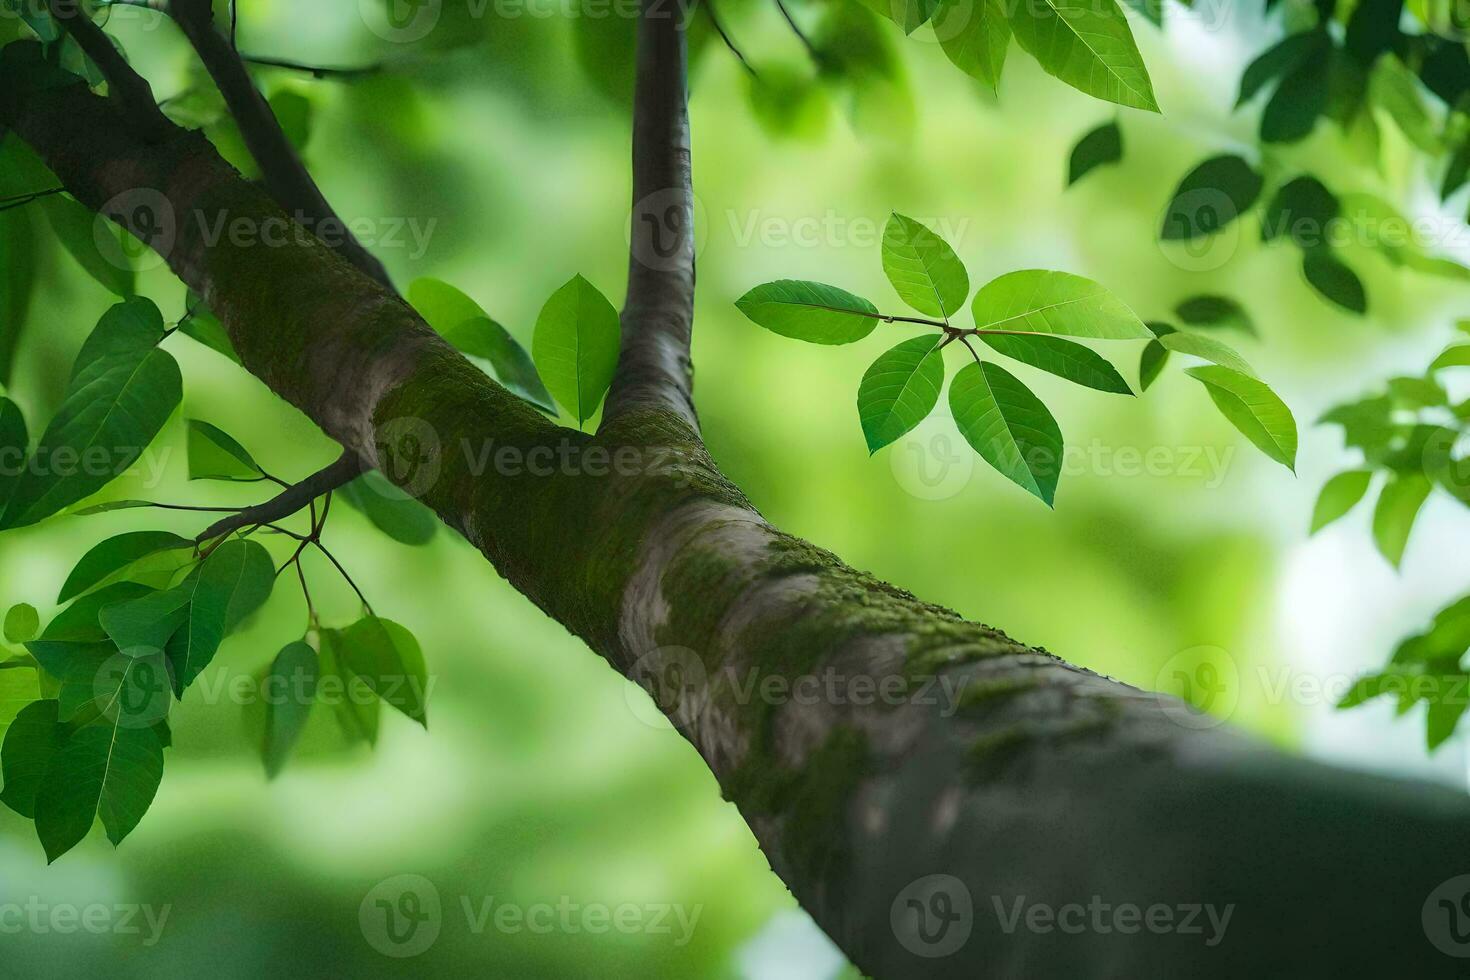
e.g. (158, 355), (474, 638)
(4, 42), (1469, 979)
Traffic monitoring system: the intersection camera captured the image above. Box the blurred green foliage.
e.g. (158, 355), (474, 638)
(1, 0), (1469, 975)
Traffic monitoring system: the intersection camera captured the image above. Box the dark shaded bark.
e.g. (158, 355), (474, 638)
(3, 34), (1470, 980)
(165, 0), (394, 288)
(195, 450), (364, 542)
(604, 0), (698, 430)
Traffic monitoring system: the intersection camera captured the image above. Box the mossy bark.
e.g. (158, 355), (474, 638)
(6, 57), (1470, 980)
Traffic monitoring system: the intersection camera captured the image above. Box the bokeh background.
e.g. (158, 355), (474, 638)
(2, 0), (1469, 975)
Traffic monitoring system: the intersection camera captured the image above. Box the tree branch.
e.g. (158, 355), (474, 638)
(47, 0), (172, 137)
(165, 0), (393, 288)
(196, 450), (364, 542)
(6, 47), (1470, 979)
(238, 53), (386, 81)
(603, 0), (699, 430)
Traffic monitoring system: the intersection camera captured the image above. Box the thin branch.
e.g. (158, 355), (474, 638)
(165, 0), (394, 289)
(196, 451), (364, 542)
(239, 53), (387, 80)
(774, 0), (823, 67)
(47, 0), (173, 136)
(0, 187), (66, 214)
(603, 0), (699, 429)
(702, 0), (757, 79)
(883, 313), (948, 328)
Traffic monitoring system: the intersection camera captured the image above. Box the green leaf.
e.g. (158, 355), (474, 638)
(1261, 53), (1331, 144)
(33, 582), (154, 646)
(0, 199), (38, 384)
(165, 540), (275, 695)
(1185, 365), (1297, 470)
(34, 723), (164, 860)
(857, 0), (937, 34)
(1260, 176), (1339, 248)
(0, 699), (64, 818)
(970, 270), (1151, 340)
(979, 333), (1132, 394)
(319, 628), (379, 746)
(881, 213), (969, 319)
(269, 89), (312, 153)
(1302, 251), (1366, 314)
(1311, 469), (1372, 533)
(1344, 0), (1402, 67)
(1431, 346), (1470, 371)
(1392, 596), (1470, 665)
(0, 662), (40, 748)
(261, 640), (316, 779)
(71, 500), (159, 516)
(1174, 295), (1257, 335)
(1067, 121), (1123, 186)
(933, 0), (1010, 91)
(337, 471), (437, 546)
(1160, 156), (1264, 240)
(1236, 31), (1323, 107)
(408, 278), (555, 412)
(336, 617), (428, 726)
(178, 292), (240, 364)
(443, 317), (556, 414)
(1372, 473), (1431, 569)
(735, 280), (881, 345)
(1, 298), (181, 529)
(98, 588), (191, 653)
(186, 420), (262, 481)
(407, 277), (483, 333)
(4, 602), (37, 643)
(1158, 332), (1255, 377)
(1, 1), (61, 42)
(1426, 684), (1469, 750)
(857, 335), (946, 453)
(1387, 376), (1447, 410)
(1370, 54), (1441, 154)
(1319, 394), (1395, 457)
(1006, 0), (1158, 111)
(0, 394), (27, 512)
(531, 274), (620, 425)
(40, 194), (134, 298)
(1443, 140), (1470, 201)
(1139, 339), (1169, 390)
(58, 530), (192, 603)
(949, 360), (1064, 505)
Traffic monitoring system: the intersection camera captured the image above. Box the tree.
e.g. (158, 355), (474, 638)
(1, 0), (1469, 975)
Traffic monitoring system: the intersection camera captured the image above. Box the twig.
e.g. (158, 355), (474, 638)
(240, 54), (387, 80)
(703, 0), (756, 78)
(774, 0), (823, 67)
(165, 0), (394, 288)
(196, 450), (364, 542)
(603, 0), (699, 429)
(0, 187), (66, 214)
(46, 0), (173, 136)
